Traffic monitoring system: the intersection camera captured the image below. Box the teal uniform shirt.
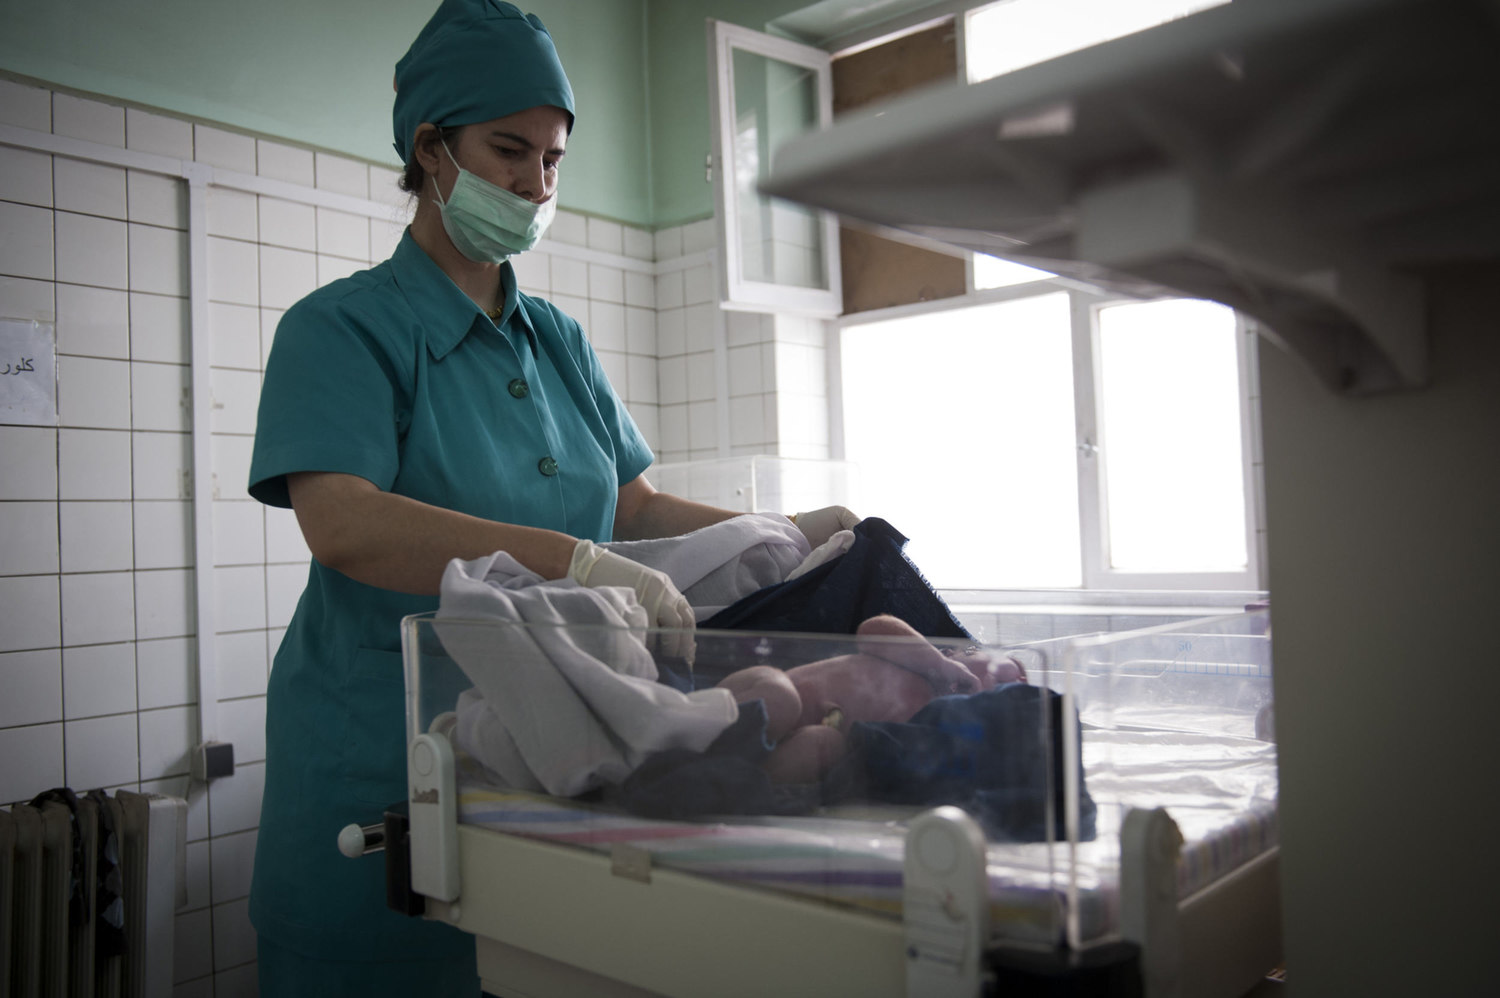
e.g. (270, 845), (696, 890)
(247, 230), (652, 959)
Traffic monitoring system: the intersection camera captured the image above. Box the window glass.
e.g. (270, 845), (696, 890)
(974, 253), (1054, 289)
(1096, 299), (1247, 572)
(966, 0), (1228, 84)
(731, 48), (827, 289)
(841, 293), (1081, 587)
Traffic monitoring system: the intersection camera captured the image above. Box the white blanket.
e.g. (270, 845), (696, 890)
(435, 514), (850, 796)
(604, 513), (812, 619)
(437, 551), (738, 797)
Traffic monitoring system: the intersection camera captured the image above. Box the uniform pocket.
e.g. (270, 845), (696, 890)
(341, 647), (409, 807)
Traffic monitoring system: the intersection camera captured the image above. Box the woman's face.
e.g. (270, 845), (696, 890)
(431, 104), (570, 205)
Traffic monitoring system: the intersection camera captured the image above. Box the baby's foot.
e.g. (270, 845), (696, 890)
(855, 615), (981, 694)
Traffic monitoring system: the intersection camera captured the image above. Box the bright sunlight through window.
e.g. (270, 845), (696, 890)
(974, 254), (1054, 289)
(966, 0), (1228, 84)
(841, 294), (1082, 589)
(1096, 299), (1248, 573)
(842, 296), (1250, 589)
(837, 1), (1252, 591)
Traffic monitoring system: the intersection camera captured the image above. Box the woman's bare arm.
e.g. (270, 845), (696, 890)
(612, 474), (742, 541)
(286, 471), (578, 595)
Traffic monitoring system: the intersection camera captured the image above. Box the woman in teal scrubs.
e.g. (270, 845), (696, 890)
(247, 1), (854, 992)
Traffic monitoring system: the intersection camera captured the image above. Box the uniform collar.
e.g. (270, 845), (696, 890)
(389, 230), (537, 360)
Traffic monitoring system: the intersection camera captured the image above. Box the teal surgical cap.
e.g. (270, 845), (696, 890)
(392, 0), (575, 163)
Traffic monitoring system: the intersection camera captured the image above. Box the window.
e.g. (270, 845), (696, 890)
(842, 293), (1082, 588)
(707, 20), (842, 315)
(1093, 299), (1248, 577)
(841, 0), (1258, 592)
(725, 1), (1263, 590)
(973, 254), (1053, 290)
(840, 291), (1259, 591)
(965, 0), (1229, 84)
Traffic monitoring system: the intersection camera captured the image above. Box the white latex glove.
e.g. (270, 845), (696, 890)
(790, 505), (861, 548)
(569, 540), (695, 662)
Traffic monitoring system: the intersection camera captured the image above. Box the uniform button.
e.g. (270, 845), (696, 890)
(508, 378), (530, 399)
(538, 457), (559, 477)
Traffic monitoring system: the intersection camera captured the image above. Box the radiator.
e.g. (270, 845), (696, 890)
(1, 790), (187, 998)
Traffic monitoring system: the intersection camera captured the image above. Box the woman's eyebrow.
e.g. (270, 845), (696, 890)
(488, 130), (566, 157)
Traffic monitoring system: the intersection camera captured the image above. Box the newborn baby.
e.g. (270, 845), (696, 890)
(715, 615), (1026, 783)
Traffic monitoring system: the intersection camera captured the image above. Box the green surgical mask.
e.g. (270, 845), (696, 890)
(434, 140), (556, 264)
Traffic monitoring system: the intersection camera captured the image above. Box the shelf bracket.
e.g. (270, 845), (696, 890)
(1076, 169), (1427, 393)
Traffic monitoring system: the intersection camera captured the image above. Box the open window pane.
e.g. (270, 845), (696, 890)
(1096, 299), (1247, 573)
(842, 293), (1081, 588)
(731, 48), (827, 289)
(709, 21), (840, 314)
(966, 0), (1228, 83)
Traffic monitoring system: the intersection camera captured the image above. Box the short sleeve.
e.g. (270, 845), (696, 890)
(596, 356), (654, 486)
(249, 295), (407, 508)
(559, 308), (654, 486)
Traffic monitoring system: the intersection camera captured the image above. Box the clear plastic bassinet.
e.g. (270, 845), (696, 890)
(401, 607), (1273, 951)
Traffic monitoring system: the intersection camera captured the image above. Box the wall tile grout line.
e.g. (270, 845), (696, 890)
(52, 271), (66, 785)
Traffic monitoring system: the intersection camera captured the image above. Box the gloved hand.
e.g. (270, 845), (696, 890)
(790, 505), (861, 548)
(569, 540), (695, 661)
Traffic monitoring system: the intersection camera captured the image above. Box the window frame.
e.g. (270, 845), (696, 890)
(743, 1), (1265, 592)
(706, 19), (843, 317)
(1076, 293), (1262, 590)
(833, 280), (1264, 592)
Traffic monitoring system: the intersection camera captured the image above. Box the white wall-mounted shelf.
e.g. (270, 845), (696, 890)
(763, 0), (1500, 394)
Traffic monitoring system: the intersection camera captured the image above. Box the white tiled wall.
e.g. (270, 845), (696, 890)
(2, 78), (833, 996)
(650, 222), (836, 467)
(0, 79), (405, 998)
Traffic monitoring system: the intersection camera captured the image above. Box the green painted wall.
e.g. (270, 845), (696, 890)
(0, 0), (920, 228)
(645, 0), (809, 228)
(0, 0), (653, 225)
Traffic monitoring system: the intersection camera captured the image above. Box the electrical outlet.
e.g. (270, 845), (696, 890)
(191, 741), (235, 781)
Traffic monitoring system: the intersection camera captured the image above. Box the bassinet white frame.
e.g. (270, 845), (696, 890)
(400, 728), (1279, 998)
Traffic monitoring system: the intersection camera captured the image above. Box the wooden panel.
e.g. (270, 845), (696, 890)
(832, 21), (958, 116)
(839, 227), (967, 314)
(833, 21), (965, 315)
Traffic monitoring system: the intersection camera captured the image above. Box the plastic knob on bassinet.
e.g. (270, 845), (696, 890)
(338, 821), (386, 858)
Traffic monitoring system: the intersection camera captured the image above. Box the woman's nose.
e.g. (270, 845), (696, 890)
(512, 158), (549, 202)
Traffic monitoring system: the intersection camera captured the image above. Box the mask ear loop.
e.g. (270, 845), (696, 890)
(430, 138), (462, 210)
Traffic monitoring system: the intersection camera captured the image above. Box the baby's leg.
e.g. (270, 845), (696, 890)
(763, 724), (846, 784)
(787, 656), (932, 726)
(716, 666), (803, 741)
(854, 615), (981, 694)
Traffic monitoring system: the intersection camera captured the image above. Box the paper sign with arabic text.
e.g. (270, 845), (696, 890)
(0, 318), (58, 425)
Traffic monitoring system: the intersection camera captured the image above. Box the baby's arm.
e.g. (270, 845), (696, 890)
(715, 665), (804, 740)
(716, 666), (847, 783)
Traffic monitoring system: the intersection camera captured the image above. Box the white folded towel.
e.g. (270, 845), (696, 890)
(605, 512), (811, 619)
(437, 551), (738, 797)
